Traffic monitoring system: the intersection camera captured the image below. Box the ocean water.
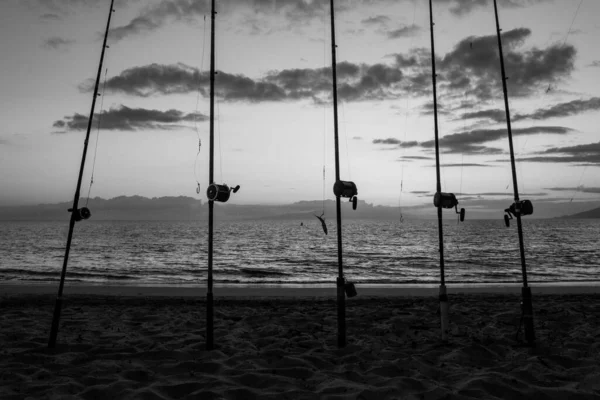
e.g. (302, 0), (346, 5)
(0, 218), (599, 285)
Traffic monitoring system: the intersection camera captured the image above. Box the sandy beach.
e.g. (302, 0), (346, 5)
(1, 285), (600, 399)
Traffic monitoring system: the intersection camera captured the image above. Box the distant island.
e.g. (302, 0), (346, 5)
(0, 196), (414, 221)
(560, 206), (600, 219)
(1, 196), (599, 221)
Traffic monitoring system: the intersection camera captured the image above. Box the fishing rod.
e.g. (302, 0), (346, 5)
(493, 0), (535, 346)
(428, 0), (466, 342)
(205, 0), (240, 350)
(47, 0), (115, 349)
(329, 0), (359, 349)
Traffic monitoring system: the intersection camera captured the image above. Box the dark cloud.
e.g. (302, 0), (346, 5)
(390, 27), (575, 101)
(537, 141), (600, 155)
(100, 63), (285, 101)
(459, 109), (506, 123)
(361, 15), (390, 26)
(589, 61), (600, 68)
(420, 101), (450, 116)
(498, 141), (600, 165)
(426, 163), (495, 167)
(459, 98), (600, 123)
(97, 63), (202, 97)
(545, 186), (600, 194)
(52, 105), (206, 131)
(42, 36), (74, 50)
(387, 24), (421, 39)
(394, 126), (571, 155)
(36, 0), (135, 16)
(516, 155), (600, 164)
(440, 0), (551, 17)
(40, 13), (61, 20)
(352, 136), (363, 140)
(478, 192), (547, 196)
(520, 97), (600, 120)
(98, 61), (403, 103)
(410, 191), (429, 194)
(372, 138), (401, 145)
(268, 62), (403, 102)
(109, 0), (333, 41)
(438, 28), (576, 99)
(109, 0), (209, 41)
(397, 155), (432, 161)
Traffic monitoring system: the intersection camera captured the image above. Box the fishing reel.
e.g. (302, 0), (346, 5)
(206, 183), (240, 203)
(433, 192), (465, 222)
(68, 207), (91, 222)
(333, 180), (358, 210)
(503, 200), (533, 227)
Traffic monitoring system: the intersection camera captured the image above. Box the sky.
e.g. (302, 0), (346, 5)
(1, 0), (600, 211)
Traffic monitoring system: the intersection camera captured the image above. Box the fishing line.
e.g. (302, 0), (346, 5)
(193, 14), (208, 194)
(399, 0), (419, 221)
(341, 100), (351, 180)
(570, 166), (588, 202)
(214, 17), (223, 184)
(322, 6), (328, 216)
(561, 0), (584, 48)
(216, 93), (223, 184)
(85, 67), (109, 207)
(332, 4), (350, 181)
(545, 0), (584, 94)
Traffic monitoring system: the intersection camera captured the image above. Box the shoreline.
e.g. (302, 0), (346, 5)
(2, 281), (599, 297)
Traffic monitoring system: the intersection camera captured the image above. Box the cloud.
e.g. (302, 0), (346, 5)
(352, 136), (362, 140)
(537, 141), (600, 155)
(268, 62), (403, 102)
(458, 109), (506, 123)
(109, 0), (333, 41)
(372, 138), (402, 145)
(545, 186), (600, 193)
(97, 61), (404, 103)
(40, 13), (61, 20)
(383, 126), (571, 155)
(95, 63), (203, 97)
(427, 163), (495, 167)
(109, 0), (209, 41)
(440, 0), (551, 16)
(589, 61), (600, 68)
(389, 28), (575, 101)
(42, 36), (74, 50)
(519, 97), (600, 120)
(387, 24), (421, 39)
(36, 0), (135, 16)
(501, 141), (600, 165)
(460, 97), (600, 123)
(435, 126), (571, 154)
(420, 102), (450, 116)
(397, 156), (432, 161)
(99, 63), (285, 101)
(438, 28), (576, 99)
(52, 105), (206, 131)
(361, 15), (390, 26)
